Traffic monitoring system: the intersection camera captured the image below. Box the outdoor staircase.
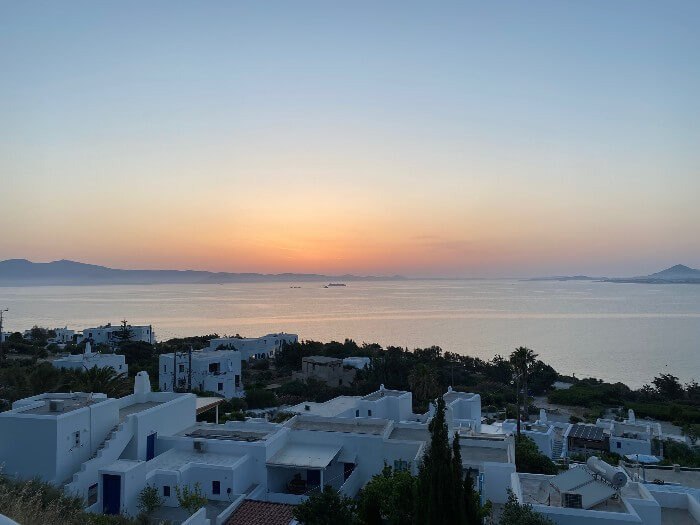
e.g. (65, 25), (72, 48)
(552, 438), (564, 459)
(64, 419), (134, 498)
(90, 424), (119, 460)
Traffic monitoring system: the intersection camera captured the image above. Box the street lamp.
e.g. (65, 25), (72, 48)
(0, 308), (8, 360)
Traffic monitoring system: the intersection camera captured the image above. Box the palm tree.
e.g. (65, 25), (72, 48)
(509, 346), (538, 436)
(71, 366), (133, 398)
(408, 363), (440, 406)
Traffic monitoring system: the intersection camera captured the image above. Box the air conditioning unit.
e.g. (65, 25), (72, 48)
(193, 441), (206, 453)
(49, 400), (65, 412)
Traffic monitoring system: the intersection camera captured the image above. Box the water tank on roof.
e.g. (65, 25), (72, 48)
(586, 456), (627, 488)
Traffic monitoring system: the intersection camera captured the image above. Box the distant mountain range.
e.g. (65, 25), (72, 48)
(601, 264), (700, 284)
(0, 259), (404, 286)
(530, 264), (700, 284)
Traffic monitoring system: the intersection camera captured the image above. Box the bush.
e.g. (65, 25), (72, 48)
(137, 484), (162, 516)
(244, 388), (278, 409)
(515, 435), (558, 475)
(175, 482), (207, 515)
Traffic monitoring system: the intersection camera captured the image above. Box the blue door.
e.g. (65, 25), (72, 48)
(102, 474), (121, 515)
(147, 433), (156, 461)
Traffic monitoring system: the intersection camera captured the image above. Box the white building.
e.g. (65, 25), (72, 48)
(53, 342), (128, 375)
(514, 456), (699, 525)
(596, 410), (662, 457)
(159, 350), (243, 399)
(0, 371), (196, 517)
(208, 333), (298, 360)
(78, 324), (155, 346)
(0, 331), (12, 343)
(49, 327), (76, 345)
(342, 357), (370, 369)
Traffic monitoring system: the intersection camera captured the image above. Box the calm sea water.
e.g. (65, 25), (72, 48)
(2, 280), (699, 388)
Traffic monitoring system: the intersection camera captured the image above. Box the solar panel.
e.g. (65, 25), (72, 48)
(573, 480), (617, 509)
(550, 467), (594, 493)
(569, 424), (605, 441)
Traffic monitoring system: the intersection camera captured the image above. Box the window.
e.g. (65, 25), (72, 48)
(88, 483), (98, 505)
(394, 460), (409, 471)
(212, 481), (220, 495)
(355, 410), (360, 417)
(74, 431), (81, 446)
(179, 364), (185, 373)
(163, 485), (170, 497)
(235, 375), (240, 388)
(209, 362), (220, 373)
(163, 364), (166, 372)
(339, 378), (343, 386)
(616, 442), (621, 449)
(218, 382), (223, 391)
(367, 410), (372, 417)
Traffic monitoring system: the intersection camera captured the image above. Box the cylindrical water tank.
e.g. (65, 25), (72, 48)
(587, 456), (627, 488)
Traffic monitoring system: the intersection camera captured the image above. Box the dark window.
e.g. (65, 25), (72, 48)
(339, 378), (343, 386)
(218, 382), (223, 391)
(355, 410), (359, 417)
(616, 442), (621, 449)
(209, 362), (220, 373)
(163, 485), (170, 497)
(212, 481), (220, 495)
(368, 410), (372, 417)
(88, 483), (98, 505)
(163, 364), (166, 372)
(235, 375), (240, 387)
(179, 364), (185, 373)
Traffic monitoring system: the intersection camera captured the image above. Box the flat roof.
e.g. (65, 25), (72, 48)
(119, 401), (163, 422)
(389, 427), (430, 442)
(267, 442), (341, 469)
(660, 508), (699, 525)
(623, 464), (700, 489)
(362, 389), (407, 401)
(303, 356), (342, 364)
(460, 446), (509, 464)
(145, 449), (244, 472)
(183, 427), (271, 442)
(288, 396), (360, 417)
(443, 391), (478, 404)
(15, 394), (101, 415)
(569, 424), (606, 441)
(290, 415), (389, 435)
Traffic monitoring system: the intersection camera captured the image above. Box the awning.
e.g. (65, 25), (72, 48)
(336, 448), (357, 464)
(196, 397), (224, 415)
(267, 442), (341, 469)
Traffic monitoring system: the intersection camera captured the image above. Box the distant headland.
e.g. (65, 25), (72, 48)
(0, 259), (405, 286)
(530, 264), (700, 284)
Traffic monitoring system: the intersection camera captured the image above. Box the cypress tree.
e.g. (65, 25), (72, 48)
(414, 397), (455, 525)
(451, 432), (466, 524)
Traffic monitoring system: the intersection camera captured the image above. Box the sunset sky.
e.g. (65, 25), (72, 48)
(1, 1), (698, 277)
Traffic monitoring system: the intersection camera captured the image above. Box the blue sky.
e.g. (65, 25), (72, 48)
(1, 1), (698, 276)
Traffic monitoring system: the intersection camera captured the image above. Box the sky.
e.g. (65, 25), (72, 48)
(1, 1), (699, 278)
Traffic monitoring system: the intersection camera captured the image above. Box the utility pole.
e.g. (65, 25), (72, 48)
(0, 308), (7, 360)
(188, 346), (192, 392)
(173, 351), (177, 392)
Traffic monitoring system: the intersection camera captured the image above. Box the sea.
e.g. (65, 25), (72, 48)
(2, 280), (699, 389)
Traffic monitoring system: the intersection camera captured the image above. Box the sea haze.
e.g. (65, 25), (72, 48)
(2, 280), (699, 389)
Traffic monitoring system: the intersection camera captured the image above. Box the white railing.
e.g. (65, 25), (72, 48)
(339, 468), (363, 497)
(182, 507), (210, 525)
